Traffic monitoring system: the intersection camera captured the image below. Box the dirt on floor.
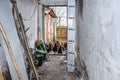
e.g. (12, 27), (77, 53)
(38, 54), (79, 80)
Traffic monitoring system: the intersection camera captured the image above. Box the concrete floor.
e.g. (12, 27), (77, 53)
(39, 53), (79, 80)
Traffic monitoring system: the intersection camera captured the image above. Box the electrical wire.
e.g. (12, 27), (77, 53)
(22, 0), (38, 21)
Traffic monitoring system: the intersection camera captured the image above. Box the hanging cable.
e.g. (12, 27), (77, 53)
(22, 0), (38, 21)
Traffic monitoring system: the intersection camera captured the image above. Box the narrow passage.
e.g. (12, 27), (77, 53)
(39, 52), (79, 80)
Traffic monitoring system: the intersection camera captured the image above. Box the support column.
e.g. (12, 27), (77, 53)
(67, 0), (75, 72)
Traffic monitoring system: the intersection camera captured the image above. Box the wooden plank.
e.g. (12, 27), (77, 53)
(0, 23), (22, 80)
(0, 65), (4, 80)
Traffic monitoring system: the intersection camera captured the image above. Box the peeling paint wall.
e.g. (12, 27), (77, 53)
(76, 0), (120, 80)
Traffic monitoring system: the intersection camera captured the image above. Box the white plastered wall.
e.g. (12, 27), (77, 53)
(76, 0), (120, 80)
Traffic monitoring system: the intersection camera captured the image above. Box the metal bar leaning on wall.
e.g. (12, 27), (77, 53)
(0, 23), (23, 80)
(10, 0), (39, 80)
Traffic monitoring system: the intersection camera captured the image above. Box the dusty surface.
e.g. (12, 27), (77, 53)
(39, 55), (79, 80)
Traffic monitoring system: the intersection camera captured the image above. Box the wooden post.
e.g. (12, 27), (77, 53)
(0, 23), (22, 80)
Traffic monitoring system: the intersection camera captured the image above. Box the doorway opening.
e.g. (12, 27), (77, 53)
(38, 1), (77, 79)
(39, 6), (76, 80)
(43, 6), (67, 55)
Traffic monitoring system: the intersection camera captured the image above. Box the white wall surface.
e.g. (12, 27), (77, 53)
(17, 0), (38, 48)
(0, 0), (28, 79)
(0, 0), (39, 79)
(76, 0), (120, 80)
(40, 0), (67, 6)
(38, 4), (43, 40)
